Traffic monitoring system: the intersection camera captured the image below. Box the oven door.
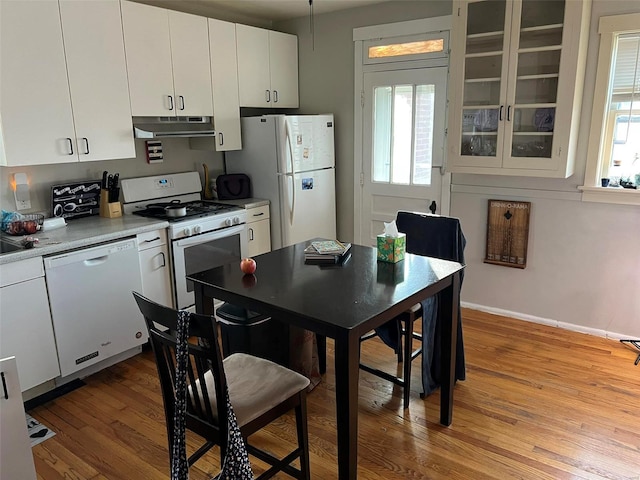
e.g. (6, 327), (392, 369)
(172, 224), (248, 311)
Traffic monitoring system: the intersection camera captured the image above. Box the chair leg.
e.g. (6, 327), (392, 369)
(295, 393), (311, 480)
(396, 319), (404, 363)
(317, 334), (327, 374)
(402, 311), (415, 409)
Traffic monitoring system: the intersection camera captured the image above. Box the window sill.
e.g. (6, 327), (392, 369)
(579, 185), (640, 205)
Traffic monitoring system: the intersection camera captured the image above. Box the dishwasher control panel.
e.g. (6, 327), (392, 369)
(108, 241), (135, 255)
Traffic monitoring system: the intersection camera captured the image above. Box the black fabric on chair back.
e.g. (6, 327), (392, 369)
(396, 211), (466, 395)
(133, 292), (231, 462)
(396, 211), (466, 282)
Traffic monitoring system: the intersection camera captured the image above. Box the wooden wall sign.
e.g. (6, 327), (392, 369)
(485, 200), (531, 269)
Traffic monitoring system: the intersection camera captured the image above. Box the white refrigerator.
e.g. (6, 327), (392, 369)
(226, 114), (336, 250)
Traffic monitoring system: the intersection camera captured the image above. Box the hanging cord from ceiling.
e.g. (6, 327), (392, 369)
(309, 0), (315, 51)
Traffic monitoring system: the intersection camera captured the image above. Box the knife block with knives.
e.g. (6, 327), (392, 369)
(100, 171), (122, 218)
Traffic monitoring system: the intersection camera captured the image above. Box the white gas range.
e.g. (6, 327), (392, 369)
(121, 172), (248, 311)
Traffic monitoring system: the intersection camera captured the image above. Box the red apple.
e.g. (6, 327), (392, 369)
(24, 221), (38, 234)
(240, 257), (256, 274)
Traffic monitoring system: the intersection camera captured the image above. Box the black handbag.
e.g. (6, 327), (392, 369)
(216, 173), (251, 200)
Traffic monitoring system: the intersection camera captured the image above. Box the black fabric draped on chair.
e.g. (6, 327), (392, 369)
(374, 211), (466, 397)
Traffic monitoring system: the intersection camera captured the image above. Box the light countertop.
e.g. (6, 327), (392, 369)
(212, 198), (269, 209)
(0, 215), (168, 265)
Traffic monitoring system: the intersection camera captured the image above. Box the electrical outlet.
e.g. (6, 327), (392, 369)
(15, 195), (31, 210)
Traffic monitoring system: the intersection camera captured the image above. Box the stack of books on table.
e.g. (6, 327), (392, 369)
(304, 240), (352, 265)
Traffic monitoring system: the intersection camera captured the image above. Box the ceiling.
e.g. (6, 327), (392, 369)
(135, 0), (390, 25)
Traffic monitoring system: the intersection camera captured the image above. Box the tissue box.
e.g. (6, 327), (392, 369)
(377, 233), (406, 263)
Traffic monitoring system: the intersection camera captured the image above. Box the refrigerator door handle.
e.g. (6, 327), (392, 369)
(285, 120), (297, 225)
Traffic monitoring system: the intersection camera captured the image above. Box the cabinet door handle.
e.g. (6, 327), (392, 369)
(83, 137), (90, 155)
(168, 95), (174, 111)
(249, 227), (254, 241)
(179, 95), (185, 111)
(252, 212), (264, 217)
(67, 138), (74, 155)
(159, 251), (166, 268)
(507, 105), (512, 121)
(273, 90), (278, 103)
(218, 132), (224, 146)
(142, 237), (161, 243)
(265, 90), (271, 103)
(499, 105), (504, 121)
(1, 371), (8, 399)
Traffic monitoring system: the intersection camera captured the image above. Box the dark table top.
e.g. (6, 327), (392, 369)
(187, 242), (464, 338)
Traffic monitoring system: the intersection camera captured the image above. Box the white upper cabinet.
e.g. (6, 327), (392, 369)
(121, 1), (213, 117)
(447, 0), (591, 177)
(0, 0), (133, 166)
(209, 19), (242, 151)
(269, 30), (300, 108)
(236, 24), (299, 108)
(169, 10), (214, 116)
(59, 0), (135, 162)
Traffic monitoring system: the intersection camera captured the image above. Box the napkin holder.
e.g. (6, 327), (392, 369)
(100, 189), (122, 218)
(377, 233), (406, 263)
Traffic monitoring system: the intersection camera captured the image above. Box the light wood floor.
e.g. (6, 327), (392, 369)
(29, 309), (640, 479)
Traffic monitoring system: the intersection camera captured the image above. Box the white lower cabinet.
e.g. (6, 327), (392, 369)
(0, 357), (37, 480)
(0, 257), (60, 392)
(246, 205), (271, 257)
(138, 229), (173, 307)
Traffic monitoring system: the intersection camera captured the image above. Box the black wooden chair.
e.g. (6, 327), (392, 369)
(133, 292), (311, 479)
(359, 211), (466, 408)
(359, 303), (422, 409)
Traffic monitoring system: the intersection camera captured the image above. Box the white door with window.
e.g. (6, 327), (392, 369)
(358, 66), (449, 245)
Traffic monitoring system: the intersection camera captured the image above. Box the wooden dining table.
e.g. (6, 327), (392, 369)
(187, 241), (464, 479)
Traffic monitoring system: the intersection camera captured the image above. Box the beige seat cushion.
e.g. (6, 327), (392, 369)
(189, 353), (310, 428)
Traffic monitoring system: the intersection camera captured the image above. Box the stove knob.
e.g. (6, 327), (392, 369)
(224, 218), (233, 227)
(233, 216), (241, 225)
(193, 225), (202, 234)
(183, 227), (192, 237)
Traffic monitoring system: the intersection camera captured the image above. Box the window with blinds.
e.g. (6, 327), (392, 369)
(605, 32), (640, 179)
(582, 12), (640, 204)
(610, 33), (640, 103)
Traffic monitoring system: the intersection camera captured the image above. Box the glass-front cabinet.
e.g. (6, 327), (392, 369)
(447, 0), (591, 177)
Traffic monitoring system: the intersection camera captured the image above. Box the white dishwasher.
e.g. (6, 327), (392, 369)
(44, 238), (146, 377)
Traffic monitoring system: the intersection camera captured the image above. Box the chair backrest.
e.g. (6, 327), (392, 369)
(132, 292), (230, 454)
(396, 210), (466, 263)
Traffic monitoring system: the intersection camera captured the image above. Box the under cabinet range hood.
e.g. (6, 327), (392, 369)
(132, 116), (215, 138)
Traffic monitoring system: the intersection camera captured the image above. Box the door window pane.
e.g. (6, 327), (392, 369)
(392, 85), (413, 184)
(373, 86), (392, 182)
(372, 83), (435, 185)
(414, 85), (435, 185)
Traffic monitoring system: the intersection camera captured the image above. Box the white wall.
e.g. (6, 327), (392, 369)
(277, 0), (640, 338)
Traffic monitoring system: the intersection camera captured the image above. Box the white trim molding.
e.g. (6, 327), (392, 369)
(352, 15), (452, 244)
(580, 12), (640, 206)
(462, 302), (632, 341)
(353, 16), (451, 41)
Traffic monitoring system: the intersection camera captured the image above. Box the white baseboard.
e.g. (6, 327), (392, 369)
(461, 302), (630, 341)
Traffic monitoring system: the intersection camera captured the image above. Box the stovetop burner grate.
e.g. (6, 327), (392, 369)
(132, 200), (237, 222)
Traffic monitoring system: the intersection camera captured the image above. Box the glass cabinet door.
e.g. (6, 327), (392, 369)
(505, 0), (565, 160)
(459, 0), (511, 162)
